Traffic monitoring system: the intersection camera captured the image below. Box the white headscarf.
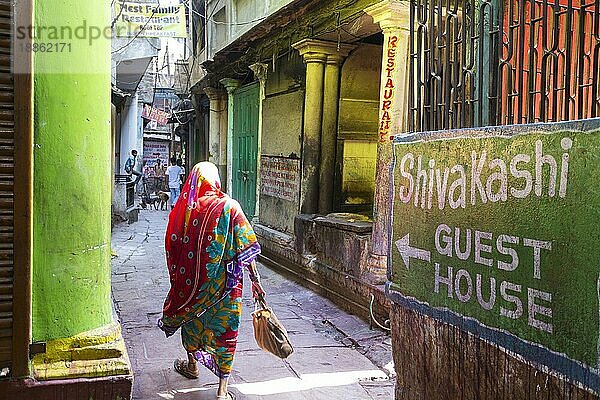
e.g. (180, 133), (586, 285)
(195, 161), (221, 189)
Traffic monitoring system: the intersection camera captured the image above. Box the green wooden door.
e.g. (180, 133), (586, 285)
(232, 83), (259, 218)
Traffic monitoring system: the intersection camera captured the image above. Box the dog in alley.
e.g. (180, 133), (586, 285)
(155, 191), (170, 211)
(140, 192), (160, 210)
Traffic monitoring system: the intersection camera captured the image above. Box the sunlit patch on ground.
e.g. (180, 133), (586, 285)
(156, 369), (389, 398)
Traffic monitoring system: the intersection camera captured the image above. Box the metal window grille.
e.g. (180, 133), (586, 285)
(408, 0), (600, 132)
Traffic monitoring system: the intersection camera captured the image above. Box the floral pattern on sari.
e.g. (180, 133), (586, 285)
(159, 164), (260, 379)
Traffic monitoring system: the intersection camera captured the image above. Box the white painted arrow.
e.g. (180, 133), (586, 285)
(395, 233), (431, 270)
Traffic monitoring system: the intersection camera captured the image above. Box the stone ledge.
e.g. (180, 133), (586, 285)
(32, 322), (132, 381)
(256, 232), (390, 325)
(294, 214), (374, 277)
(314, 213), (373, 234)
(253, 223), (294, 246)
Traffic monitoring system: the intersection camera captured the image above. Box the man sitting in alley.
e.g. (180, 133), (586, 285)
(125, 149), (143, 189)
(166, 156), (184, 209)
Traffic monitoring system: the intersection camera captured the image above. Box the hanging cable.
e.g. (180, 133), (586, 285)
(111, 0), (125, 29)
(112, 1), (160, 54)
(369, 294), (391, 332)
(180, 0), (267, 26)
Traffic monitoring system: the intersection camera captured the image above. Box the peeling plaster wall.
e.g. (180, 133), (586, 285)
(258, 55), (304, 233)
(391, 303), (597, 399)
(207, 0), (297, 58)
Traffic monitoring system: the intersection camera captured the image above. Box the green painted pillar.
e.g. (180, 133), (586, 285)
(30, 0), (130, 381)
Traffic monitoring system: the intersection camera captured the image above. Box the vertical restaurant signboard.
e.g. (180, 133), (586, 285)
(389, 127), (600, 389)
(378, 35), (398, 143)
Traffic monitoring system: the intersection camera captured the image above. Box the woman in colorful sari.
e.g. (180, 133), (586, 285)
(158, 162), (264, 400)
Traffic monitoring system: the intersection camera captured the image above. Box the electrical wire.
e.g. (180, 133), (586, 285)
(144, 36), (162, 51)
(177, 0), (270, 90)
(181, 0), (224, 92)
(180, 0), (267, 26)
(369, 294), (391, 332)
(213, 16), (267, 26)
(111, 0), (125, 29)
(112, 2), (160, 54)
(118, 1), (368, 100)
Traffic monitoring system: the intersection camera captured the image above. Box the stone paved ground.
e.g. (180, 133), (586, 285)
(111, 209), (395, 400)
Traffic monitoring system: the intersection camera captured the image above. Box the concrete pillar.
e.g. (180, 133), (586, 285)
(218, 96), (229, 187)
(249, 62), (268, 222)
(203, 86), (226, 167)
(31, 0), (131, 383)
(319, 49), (354, 214)
(365, 0), (411, 270)
(293, 39), (355, 214)
(119, 93), (139, 173)
(294, 41), (326, 214)
(187, 117), (200, 168)
(219, 78), (241, 196)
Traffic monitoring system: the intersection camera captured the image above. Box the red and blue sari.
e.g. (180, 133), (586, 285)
(159, 163), (260, 379)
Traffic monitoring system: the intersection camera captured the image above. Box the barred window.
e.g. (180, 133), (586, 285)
(408, 0), (600, 132)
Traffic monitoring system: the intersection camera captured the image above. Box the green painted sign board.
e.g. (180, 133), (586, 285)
(390, 128), (600, 381)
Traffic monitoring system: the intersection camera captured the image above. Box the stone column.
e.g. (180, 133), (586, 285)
(219, 78), (241, 196)
(293, 39), (355, 215)
(320, 49), (354, 214)
(365, 0), (411, 272)
(218, 96), (229, 187)
(30, 0), (131, 385)
(249, 63), (268, 222)
(293, 40), (326, 214)
(119, 93), (139, 173)
(203, 86), (226, 167)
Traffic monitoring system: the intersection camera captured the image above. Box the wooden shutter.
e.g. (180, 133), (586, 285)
(0, 0), (14, 372)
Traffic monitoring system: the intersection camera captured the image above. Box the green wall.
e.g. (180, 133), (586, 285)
(32, 0), (113, 341)
(391, 129), (600, 367)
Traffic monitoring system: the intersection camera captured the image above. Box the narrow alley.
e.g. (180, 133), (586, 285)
(110, 210), (395, 400)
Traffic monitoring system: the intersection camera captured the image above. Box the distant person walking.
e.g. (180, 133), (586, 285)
(176, 158), (186, 189)
(125, 149), (142, 187)
(166, 156), (184, 209)
(158, 162), (265, 400)
(154, 158), (165, 191)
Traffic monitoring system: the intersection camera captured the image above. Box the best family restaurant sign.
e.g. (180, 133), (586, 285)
(388, 127), (600, 388)
(114, 1), (187, 38)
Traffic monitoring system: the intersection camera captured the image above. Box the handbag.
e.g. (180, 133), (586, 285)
(251, 295), (294, 359)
